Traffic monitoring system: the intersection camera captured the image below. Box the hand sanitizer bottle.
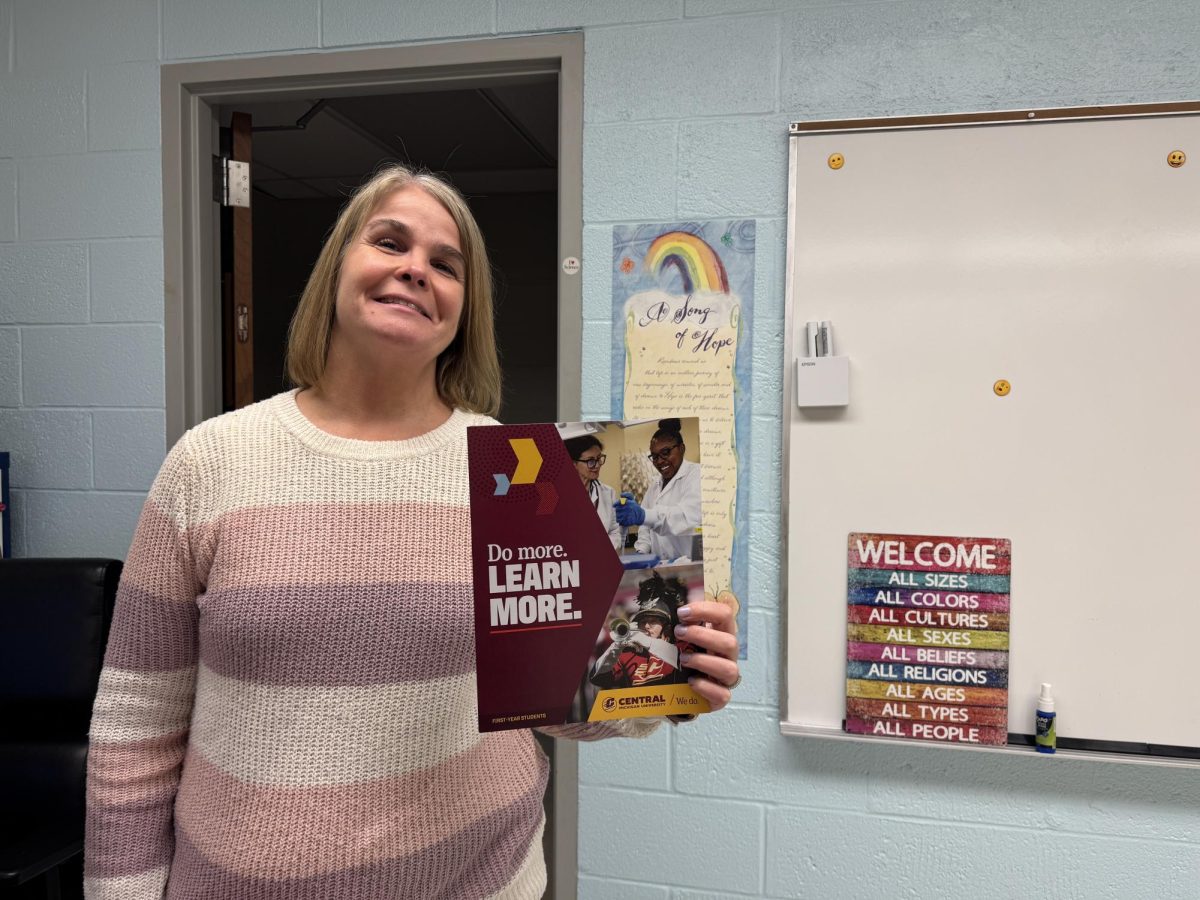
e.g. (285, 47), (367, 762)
(1035, 683), (1056, 754)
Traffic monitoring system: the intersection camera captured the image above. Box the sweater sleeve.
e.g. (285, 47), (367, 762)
(84, 438), (203, 900)
(536, 718), (662, 741)
(633, 527), (652, 555)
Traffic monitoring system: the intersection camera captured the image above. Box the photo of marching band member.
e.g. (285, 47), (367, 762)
(590, 572), (686, 689)
(578, 564), (704, 705)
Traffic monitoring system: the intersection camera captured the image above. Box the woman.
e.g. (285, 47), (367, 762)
(563, 433), (622, 552)
(84, 165), (740, 900)
(614, 418), (704, 562)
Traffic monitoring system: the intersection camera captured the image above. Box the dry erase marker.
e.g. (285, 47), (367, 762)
(819, 321), (833, 357)
(1035, 683), (1056, 753)
(806, 321), (820, 357)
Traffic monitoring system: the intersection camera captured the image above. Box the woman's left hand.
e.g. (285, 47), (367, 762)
(674, 595), (741, 712)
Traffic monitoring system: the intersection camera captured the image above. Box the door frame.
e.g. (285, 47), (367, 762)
(161, 32), (584, 900)
(162, 32), (583, 441)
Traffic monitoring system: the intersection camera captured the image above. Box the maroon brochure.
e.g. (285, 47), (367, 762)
(468, 420), (710, 732)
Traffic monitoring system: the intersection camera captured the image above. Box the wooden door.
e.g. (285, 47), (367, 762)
(220, 111), (254, 410)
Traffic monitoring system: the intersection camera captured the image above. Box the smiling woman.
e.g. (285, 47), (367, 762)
(83, 163), (744, 900)
(309, 185), (469, 435)
(285, 166), (501, 432)
(614, 417), (705, 562)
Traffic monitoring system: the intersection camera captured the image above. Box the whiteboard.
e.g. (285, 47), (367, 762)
(780, 103), (1200, 764)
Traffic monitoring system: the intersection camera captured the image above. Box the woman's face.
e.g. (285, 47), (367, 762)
(648, 436), (684, 484)
(331, 185), (466, 370)
(574, 446), (605, 485)
(640, 618), (665, 639)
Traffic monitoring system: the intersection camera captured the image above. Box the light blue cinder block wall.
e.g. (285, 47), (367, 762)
(2, 0), (1199, 896)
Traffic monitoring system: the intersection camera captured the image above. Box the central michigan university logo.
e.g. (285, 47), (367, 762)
(603, 697), (617, 712)
(492, 436), (558, 515)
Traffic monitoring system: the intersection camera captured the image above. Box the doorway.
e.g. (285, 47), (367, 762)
(162, 33), (583, 900)
(218, 82), (559, 422)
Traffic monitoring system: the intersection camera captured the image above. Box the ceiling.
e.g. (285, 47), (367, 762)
(223, 79), (558, 200)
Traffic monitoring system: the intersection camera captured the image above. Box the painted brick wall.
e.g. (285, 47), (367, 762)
(3, 0), (1199, 896)
(0, 0), (164, 558)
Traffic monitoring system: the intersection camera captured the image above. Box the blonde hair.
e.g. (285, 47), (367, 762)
(285, 164), (501, 416)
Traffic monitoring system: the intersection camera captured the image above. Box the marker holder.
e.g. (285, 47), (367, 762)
(795, 356), (850, 408)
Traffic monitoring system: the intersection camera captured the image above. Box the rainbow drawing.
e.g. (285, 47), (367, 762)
(644, 231), (730, 294)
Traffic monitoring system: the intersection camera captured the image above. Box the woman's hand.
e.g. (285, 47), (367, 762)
(613, 492), (645, 527)
(675, 592), (741, 712)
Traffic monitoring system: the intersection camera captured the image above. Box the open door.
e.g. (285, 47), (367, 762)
(219, 111), (254, 410)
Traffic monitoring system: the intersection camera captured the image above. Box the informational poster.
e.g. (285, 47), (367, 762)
(611, 221), (754, 652)
(843, 533), (1011, 745)
(468, 419), (713, 732)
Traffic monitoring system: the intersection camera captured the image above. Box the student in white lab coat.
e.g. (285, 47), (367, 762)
(564, 433), (623, 552)
(615, 418), (702, 561)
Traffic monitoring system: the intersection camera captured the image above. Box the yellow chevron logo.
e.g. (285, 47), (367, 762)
(508, 438), (542, 484)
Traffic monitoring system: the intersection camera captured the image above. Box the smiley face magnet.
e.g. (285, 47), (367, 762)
(1168, 150), (1186, 168)
(827, 153), (844, 170)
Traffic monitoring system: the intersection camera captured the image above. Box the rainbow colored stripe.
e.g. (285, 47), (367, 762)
(644, 231), (730, 294)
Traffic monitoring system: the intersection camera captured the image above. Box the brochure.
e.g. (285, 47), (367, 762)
(468, 417), (712, 731)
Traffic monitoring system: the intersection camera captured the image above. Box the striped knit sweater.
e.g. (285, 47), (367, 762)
(84, 390), (658, 900)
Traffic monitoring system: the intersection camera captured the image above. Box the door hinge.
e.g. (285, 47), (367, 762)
(236, 304), (250, 343)
(213, 156), (251, 208)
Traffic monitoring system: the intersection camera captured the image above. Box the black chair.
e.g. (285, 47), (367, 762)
(0, 559), (121, 900)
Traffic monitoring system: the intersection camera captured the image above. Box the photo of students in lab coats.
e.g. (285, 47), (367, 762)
(554, 417), (703, 566)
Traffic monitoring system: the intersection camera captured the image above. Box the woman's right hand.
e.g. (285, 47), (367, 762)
(614, 492), (645, 526)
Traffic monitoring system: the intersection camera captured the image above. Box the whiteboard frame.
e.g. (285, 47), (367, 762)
(779, 101), (1200, 768)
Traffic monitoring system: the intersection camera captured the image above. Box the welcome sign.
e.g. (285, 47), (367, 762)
(843, 532), (1011, 746)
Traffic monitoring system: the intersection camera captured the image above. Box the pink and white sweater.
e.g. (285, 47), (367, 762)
(84, 391), (657, 899)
